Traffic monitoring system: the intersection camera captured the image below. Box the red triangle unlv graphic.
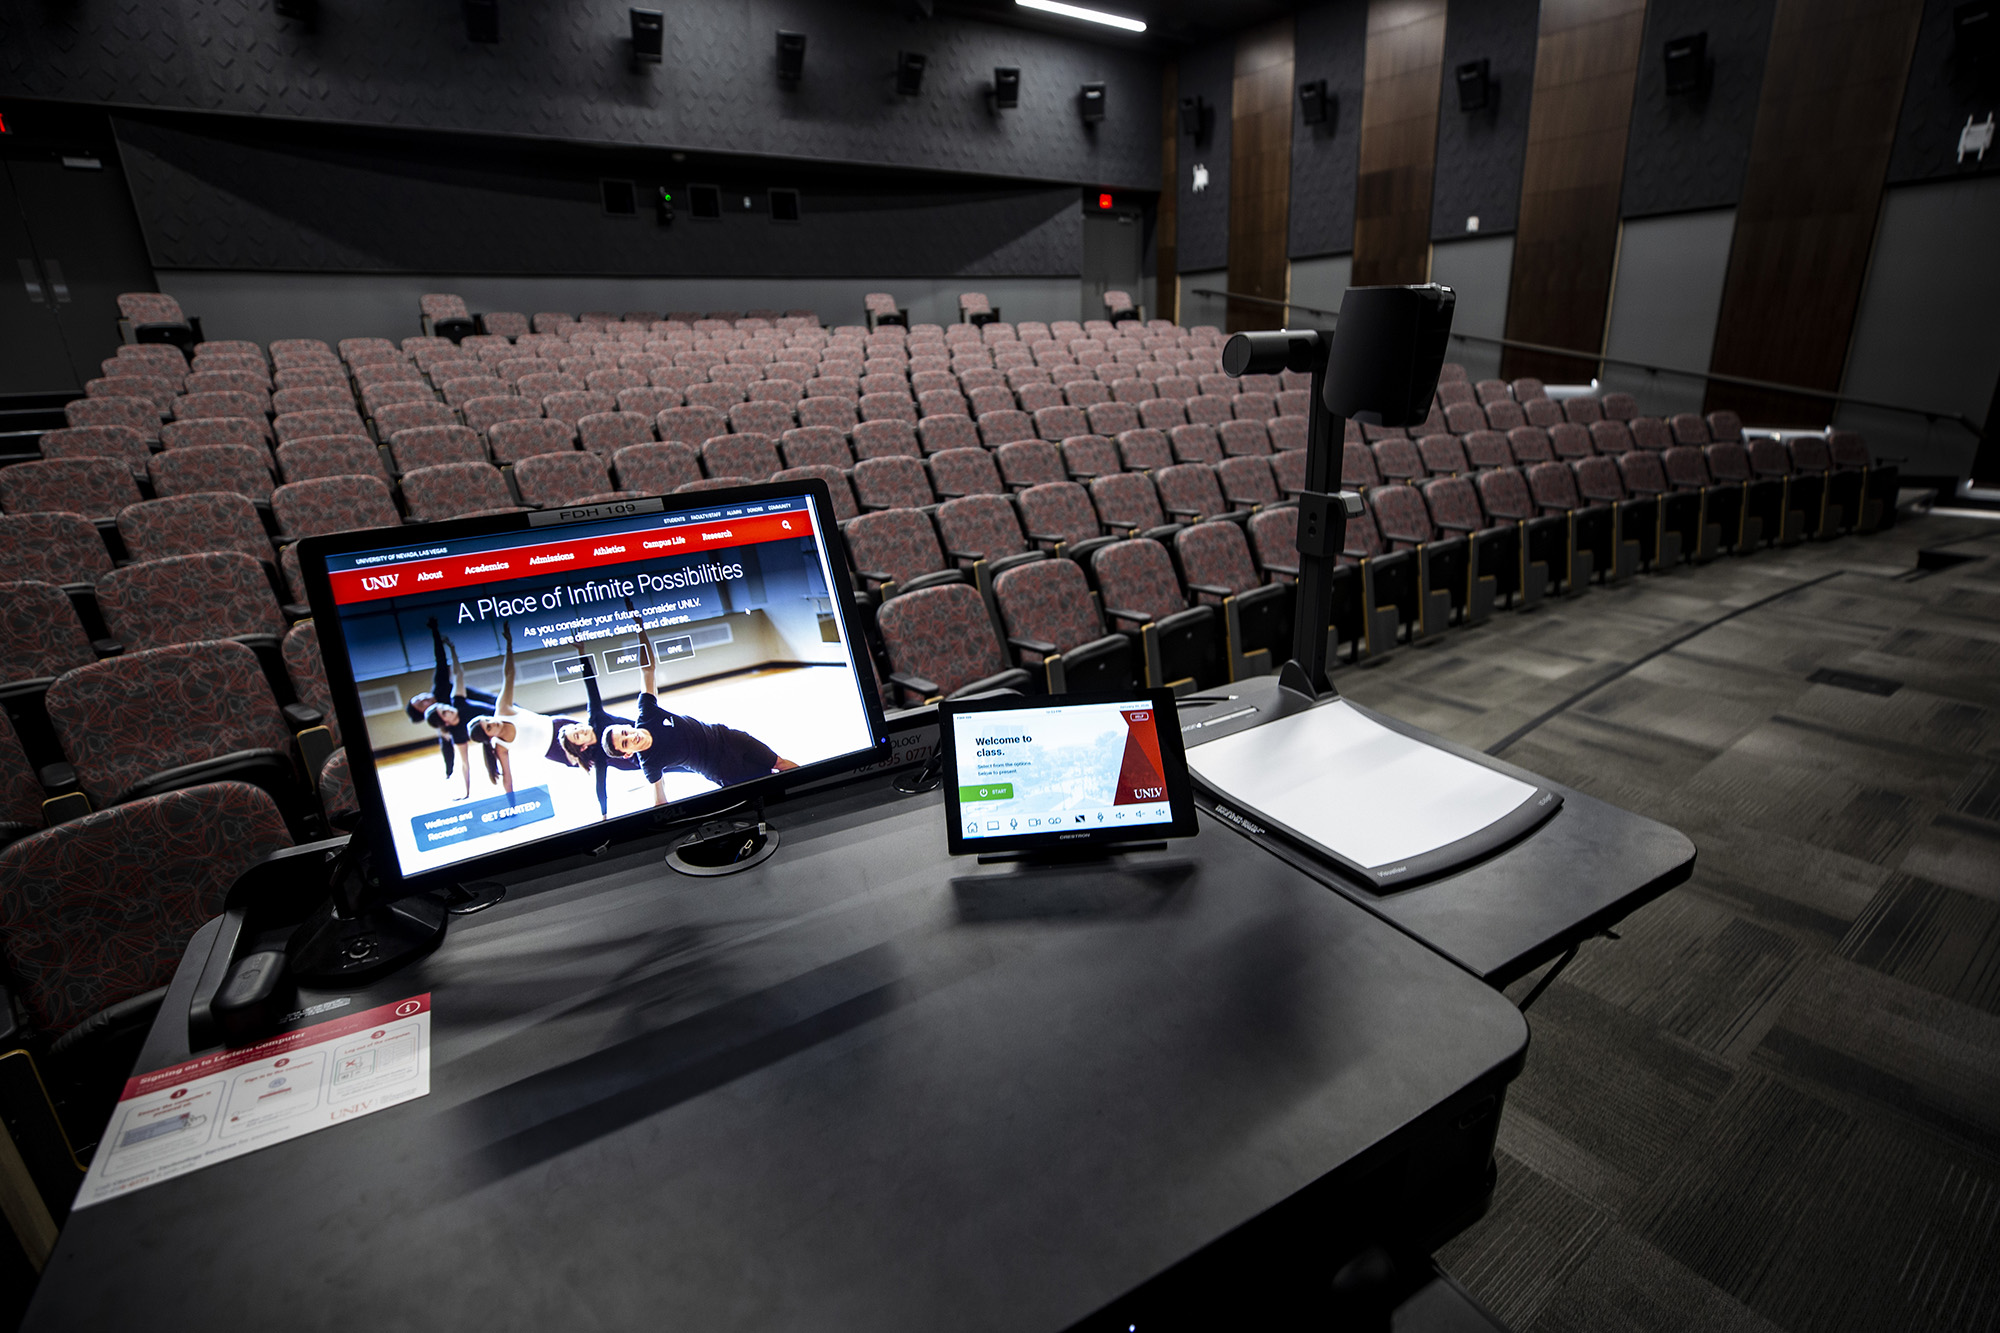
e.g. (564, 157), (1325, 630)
(1113, 708), (1167, 805)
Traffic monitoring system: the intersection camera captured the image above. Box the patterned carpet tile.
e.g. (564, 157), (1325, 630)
(1529, 1226), (1789, 1333)
(1436, 1149), (1612, 1331)
(1838, 872), (2000, 1017)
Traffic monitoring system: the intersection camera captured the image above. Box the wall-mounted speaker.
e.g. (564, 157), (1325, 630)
(770, 188), (802, 223)
(1957, 1), (1996, 60)
(992, 66), (1021, 109)
(463, 0), (499, 44)
(1178, 95), (1205, 138)
(630, 9), (663, 63)
(1455, 59), (1490, 112)
(1299, 79), (1331, 125)
(896, 51), (927, 97)
(688, 184), (721, 220)
(1664, 33), (1708, 95)
(777, 31), (806, 83)
(1079, 82), (1106, 123)
(601, 179), (637, 216)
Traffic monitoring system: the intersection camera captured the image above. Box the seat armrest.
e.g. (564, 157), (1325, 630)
(888, 670), (940, 699)
(281, 602), (312, 621)
(90, 638), (124, 658)
(1007, 636), (1058, 655)
(1185, 581), (1235, 600)
(1102, 606), (1153, 628)
(282, 703), (324, 731)
(37, 762), (79, 793)
(1140, 523), (1182, 543)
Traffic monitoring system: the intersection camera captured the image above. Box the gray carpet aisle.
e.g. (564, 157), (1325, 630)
(1335, 511), (2000, 1333)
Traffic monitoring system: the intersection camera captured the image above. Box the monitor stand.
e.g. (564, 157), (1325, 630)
(287, 833), (449, 987)
(976, 841), (1168, 866)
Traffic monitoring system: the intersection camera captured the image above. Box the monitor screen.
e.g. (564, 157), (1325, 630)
(939, 689), (1198, 856)
(303, 486), (886, 887)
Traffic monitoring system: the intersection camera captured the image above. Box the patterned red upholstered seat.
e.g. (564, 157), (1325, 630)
(1137, 397), (1187, 431)
(983, 440), (1056, 490)
(699, 433), (779, 480)
(1553, 396), (1600, 425)
(1216, 420), (1270, 458)
(1628, 418), (1673, 451)
(1113, 427), (1172, 472)
(845, 508), (951, 587)
(339, 337), (399, 361)
(1437, 381), (1477, 410)
(117, 292), (188, 326)
(576, 411), (657, 455)
(157, 417), (263, 454)
(385, 424), (481, 473)
(656, 405), (728, 446)
(1267, 417), (1307, 452)
(1420, 475), (1491, 534)
(615, 387), (680, 418)
(1175, 520), (1267, 603)
(47, 641), (296, 809)
(917, 415), (979, 454)
(270, 475), (400, 543)
(1109, 378), (1152, 404)
(609, 442), (701, 495)
(0, 717), (40, 846)
(806, 374), (862, 400)
(777, 427), (852, 470)
(352, 360), (422, 386)
(149, 444), (275, 504)
(586, 367), (646, 394)
(1827, 431), (1872, 470)
(1, 457), (144, 520)
(1016, 481), (1102, 548)
(1155, 375), (1198, 401)
(1089, 472), (1169, 531)
(87, 375), (178, 415)
(1372, 438), (1425, 481)
(1215, 456), (1281, 509)
(846, 419), (916, 460)
(486, 418), (576, 465)
(39, 425), (152, 477)
(517, 371), (584, 399)
(1571, 455), (1631, 504)
(372, 399), (457, 438)
(280, 620), (339, 750)
(1525, 460), (1594, 514)
(1437, 401), (1482, 435)
(1474, 379), (1511, 407)
(1670, 413), (1711, 445)
(271, 386), (354, 416)
(1196, 374), (1233, 397)
(1598, 392), (1637, 421)
(858, 375), (911, 400)
(0, 513), (112, 587)
(1086, 401), (1142, 437)
(118, 493), (271, 567)
(1416, 434), (1470, 475)
(729, 400), (796, 436)
(849, 455), (936, 510)
(1660, 445), (1714, 490)
(421, 293), (472, 324)
(859, 393), (919, 426)
(401, 463), (516, 521)
(452, 396), (530, 436)
(1476, 467), (1537, 522)
(1524, 398), (1565, 428)
(957, 367), (1007, 391)
(1064, 381), (1112, 409)
(1615, 449), (1673, 497)
(1705, 410), (1744, 443)
(876, 582), (1025, 705)
(993, 558), (1121, 666)
(766, 466), (855, 522)
(481, 311), (531, 339)
(1275, 389), (1310, 418)
(1185, 396), (1233, 427)
(1165, 424), (1219, 465)
(1748, 438), (1800, 478)
(274, 434), (389, 484)
(1702, 442), (1757, 483)
(1247, 504), (1300, 578)
(1091, 538), (1193, 626)
(275, 409), (366, 446)
(976, 409), (1036, 447)
(513, 452), (622, 507)
(794, 397), (857, 432)
(926, 448), (1004, 500)
(1511, 378), (1546, 402)
(1034, 405), (1089, 443)
(0, 581), (95, 684)
(1361, 422), (1407, 443)
(1436, 362), (1469, 384)
(1457, 430), (1510, 470)
(1054, 434), (1116, 479)
(1548, 423), (1595, 460)
(1270, 449), (1306, 495)
(1585, 421), (1633, 456)
(917, 388), (969, 419)
(98, 552), (282, 651)
(0, 782), (292, 1037)
(1232, 392), (1276, 423)
(1154, 464), (1231, 522)
(1507, 427), (1555, 465)
(1483, 401), (1527, 432)
(542, 391), (618, 430)
(936, 494), (1031, 561)
(175, 389), (269, 431)
(1339, 440), (1381, 489)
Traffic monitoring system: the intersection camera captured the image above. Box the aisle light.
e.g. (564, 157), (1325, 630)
(1015, 0), (1146, 33)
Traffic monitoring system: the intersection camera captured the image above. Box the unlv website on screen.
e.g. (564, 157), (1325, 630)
(323, 496), (877, 880)
(953, 700), (1173, 841)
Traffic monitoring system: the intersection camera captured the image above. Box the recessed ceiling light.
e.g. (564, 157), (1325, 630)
(1014, 0), (1147, 34)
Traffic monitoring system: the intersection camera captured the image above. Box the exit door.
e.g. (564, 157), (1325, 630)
(1081, 208), (1144, 325)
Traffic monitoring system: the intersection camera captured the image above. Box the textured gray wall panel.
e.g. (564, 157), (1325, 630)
(1429, 234), (1514, 382)
(1175, 44), (1234, 273)
(114, 116), (1083, 276)
(1428, 0), (1537, 240)
(1600, 207), (1735, 416)
(1887, 0), (2000, 184)
(1620, 0), (1776, 218)
(2, 0), (1159, 189)
(1289, 0), (1367, 258)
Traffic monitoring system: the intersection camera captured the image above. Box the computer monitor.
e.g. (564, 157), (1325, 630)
(297, 482), (889, 897)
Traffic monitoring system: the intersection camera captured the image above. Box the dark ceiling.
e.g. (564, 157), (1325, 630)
(930, 0), (1303, 50)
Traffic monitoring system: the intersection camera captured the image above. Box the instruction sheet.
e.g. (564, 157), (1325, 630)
(74, 993), (432, 1210)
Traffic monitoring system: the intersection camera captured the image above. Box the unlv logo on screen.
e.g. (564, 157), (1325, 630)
(1113, 708), (1167, 806)
(360, 573), (400, 591)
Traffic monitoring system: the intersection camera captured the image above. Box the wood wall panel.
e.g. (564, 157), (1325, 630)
(1500, 0), (1648, 383)
(1159, 61), (1179, 325)
(1706, 0), (1924, 423)
(1353, 0), (1447, 288)
(1227, 19), (1297, 331)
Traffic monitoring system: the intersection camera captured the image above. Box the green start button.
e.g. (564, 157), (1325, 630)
(958, 783), (1013, 802)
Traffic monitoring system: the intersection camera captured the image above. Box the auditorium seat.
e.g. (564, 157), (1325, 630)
(779, 427), (854, 470)
(1089, 472), (1176, 539)
(1065, 381), (1112, 408)
(1420, 475), (1520, 615)
(616, 386), (680, 417)
(851, 419), (921, 460)
(917, 415), (980, 454)
(613, 441), (703, 495)
(1115, 427), (1173, 472)
(1829, 429), (1898, 532)
(1268, 417), (1307, 452)
(1186, 396), (1233, 427)
(1168, 424), (1223, 465)
(730, 400), (796, 436)
(0, 582), (103, 760)
(46, 641), (322, 832)
(1035, 405), (1089, 443)
(1214, 456), (1283, 511)
(978, 409), (1036, 447)
(1614, 448), (1704, 564)
(1089, 538), (1222, 690)
(577, 410), (657, 456)
(1547, 422), (1594, 462)
(851, 456), (937, 511)
(1786, 434), (1847, 537)
(118, 494), (272, 569)
(400, 462), (519, 522)
(796, 396), (859, 432)
(87, 374), (176, 415)
(987, 439), (1060, 490)
(1, 458), (143, 523)
(1669, 413), (1710, 446)
(459, 395), (539, 437)
(1174, 520), (1292, 678)
(1600, 392), (1638, 421)
(271, 386), (353, 417)
(1475, 466), (1569, 600)
(843, 508), (964, 603)
(1016, 481), (1112, 560)
(658, 405), (728, 445)
(544, 391), (618, 430)
(1525, 460), (1614, 586)
(991, 556), (1135, 693)
(1417, 433), (1471, 476)
(116, 291), (196, 348)
(935, 495), (1044, 596)
(0, 513), (113, 589)
(372, 399), (457, 438)
(1705, 410), (1744, 443)
(1154, 463), (1236, 524)
(150, 444), (276, 508)
(96, 555), (286, 689)
(929, 448), (1007, 499)
(876, 583), (1028, 707)
(0, 717), (45, 849)
(486, 418), (576, 465)
(38, 425), (152, 478)
(275, 434), (391, 484)
(1569, 455), (1657, 578)
(0, 781), (294, 1144)
(1507, 426), (1555, 466)
(512, 452), (624, 507)
(175, 393), (272, 437)
(1087, 401), (1142, 437)
(1747, 438), (1823, 544)
(772, 466), (859, 521)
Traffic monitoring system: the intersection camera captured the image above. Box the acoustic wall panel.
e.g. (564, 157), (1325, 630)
(1289, 0), (1370, 259)
(1353, 0), (1448, 287)
(1177, 44), (1236, 274)
(1429, 0), (1538, 241)
(1228, 19), (1297, 331)
(1620, 0), (1778, 218)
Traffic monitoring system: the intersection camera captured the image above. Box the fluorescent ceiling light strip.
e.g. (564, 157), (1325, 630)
(1014, 0), (1147, 33)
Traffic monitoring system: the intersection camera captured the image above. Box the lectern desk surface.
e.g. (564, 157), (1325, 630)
(26, 773), (1527, 1333)
(1180, 677), (1697, 987)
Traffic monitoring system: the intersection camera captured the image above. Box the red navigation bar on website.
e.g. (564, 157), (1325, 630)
(327, 512), (803, 605)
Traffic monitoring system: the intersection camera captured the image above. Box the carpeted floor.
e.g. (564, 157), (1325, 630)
(1335, 508), (2000, 1333)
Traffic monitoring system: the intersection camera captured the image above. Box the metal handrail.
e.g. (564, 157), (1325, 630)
(1187, 286), (1983, 436)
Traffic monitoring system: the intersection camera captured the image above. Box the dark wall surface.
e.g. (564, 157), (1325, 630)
(1428, 0), (1537, 240)
(1176, 43), (1235, 273)
(1887, 0), (2000, 183)
(112, 115), (1084, 277)
(0, 0), (1160, 189)
(1620, 0), (1778, 217)
(1289, 0), (1369, 258)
